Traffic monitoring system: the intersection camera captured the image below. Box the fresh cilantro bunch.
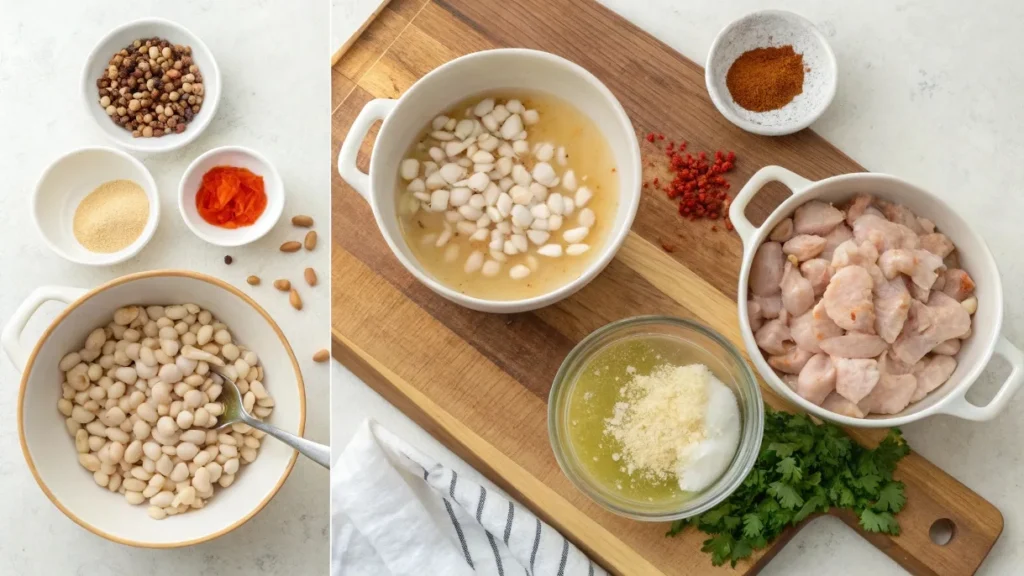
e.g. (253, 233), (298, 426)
(667, 407), (910, 567)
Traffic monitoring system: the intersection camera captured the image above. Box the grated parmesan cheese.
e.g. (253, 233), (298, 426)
(603, 363), (740, 492)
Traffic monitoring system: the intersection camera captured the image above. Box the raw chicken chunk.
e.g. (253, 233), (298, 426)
(812, 300), (845, 342)
(783, 235), (827, 261)
(796, 353), (836, 405)
(874, 278), (912, 343)
(755, 294), (783, 320)
(906, 278), (930, 303)
(891, 293), (971, 365)
(845, 194), (874, 226)
(800, 258), (834, 296)
(794, 201), (845, 235)
(911, 355), (957, 402)
(822, 393), (866, 418)
(881, 202), (925, 234)
(820, 223), (853, 261)
(819, 333), (888, 358)
(747, 299), (764, 332)
(919, 233), (954, 258)
(853, 214), (919, 252)
(790, 309), (820, 353)
(834, 358), (880, 404)
(822, 266), (875, 333)
(859, 353), (917, 415)
(769, 218), (794, 242)
(780, 262), (815, 316)
(939, 269), (976, 302)
(878, 249), (944, 289)
(831, 239), (879, 269)
(755, 319), (792, 355)
(769, 347), (815, 374)
(931, 338), (960, 355)
(750, 242), (784, 296)
(918, 217), (936, 234)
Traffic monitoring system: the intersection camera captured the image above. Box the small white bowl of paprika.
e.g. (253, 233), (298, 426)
(178, 145), (285, 247)
(706, 10), (837, 136)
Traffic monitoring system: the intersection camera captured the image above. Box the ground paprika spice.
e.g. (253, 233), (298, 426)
(725, 45), (805, 112)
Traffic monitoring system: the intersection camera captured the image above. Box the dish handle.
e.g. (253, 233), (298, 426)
(1, 286), (86, 373)
(728, 165), (813, 247)
(337, 98), (398, 201)
(939, 337), (1024, 421)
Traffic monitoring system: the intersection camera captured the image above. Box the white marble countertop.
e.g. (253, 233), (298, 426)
(332, 1), (1024, 575)
(0, 0), (330, 573)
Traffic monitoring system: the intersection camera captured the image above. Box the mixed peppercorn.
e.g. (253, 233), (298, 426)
(644, 132), (736, 232)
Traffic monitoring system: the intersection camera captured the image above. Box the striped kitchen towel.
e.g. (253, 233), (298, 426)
(332, 419), (605, 576)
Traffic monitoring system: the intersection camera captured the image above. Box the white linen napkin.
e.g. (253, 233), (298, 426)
(332, 420), (606, 576)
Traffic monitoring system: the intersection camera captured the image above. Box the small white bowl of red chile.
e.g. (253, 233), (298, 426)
(178, 146), (284, 246)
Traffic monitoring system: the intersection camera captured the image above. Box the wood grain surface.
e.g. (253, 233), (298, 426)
(329, 1), (1003, 574)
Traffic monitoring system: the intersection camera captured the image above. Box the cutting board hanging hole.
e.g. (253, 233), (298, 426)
(930, 518), (957, 546)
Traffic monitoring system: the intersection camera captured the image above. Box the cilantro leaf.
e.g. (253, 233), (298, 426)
(729, 539), (754, 566)
(768, 481), (804, 509)
(768, 442), (797, 458)
(856, 473), (882, 493)
(741, 513), (764, 539)
(873, 482), (907, 513)
(701, 533), (734, 567)
(776, 457), (802, 483)
(860, 508), (901, 535)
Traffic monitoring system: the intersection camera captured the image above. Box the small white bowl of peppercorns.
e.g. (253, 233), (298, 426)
(81, 18), (221, 153)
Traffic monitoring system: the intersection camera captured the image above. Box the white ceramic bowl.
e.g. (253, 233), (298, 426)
(34, 146), (160, 266)
(0, 271), (305, 547)
(730, 165), (1024, 427)
(178, 146), (285, 247)
(81, 18), (221, 153)
(706, 10), (837, 136)
(337, 48), (641, 313)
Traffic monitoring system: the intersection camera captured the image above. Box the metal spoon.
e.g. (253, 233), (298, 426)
(211, 367), (330, 468)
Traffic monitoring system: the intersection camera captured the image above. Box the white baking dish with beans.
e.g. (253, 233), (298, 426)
(1, 271), (305, 547)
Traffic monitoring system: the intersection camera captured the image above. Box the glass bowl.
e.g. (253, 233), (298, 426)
(548, 315), (764, 521)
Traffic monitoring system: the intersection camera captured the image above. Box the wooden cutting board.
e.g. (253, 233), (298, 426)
(329, 1), (1003, 574)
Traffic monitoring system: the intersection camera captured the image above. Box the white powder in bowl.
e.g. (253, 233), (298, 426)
(603, 363), (741, 492)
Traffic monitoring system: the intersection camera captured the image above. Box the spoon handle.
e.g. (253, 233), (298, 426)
(245, 417), (331, 468)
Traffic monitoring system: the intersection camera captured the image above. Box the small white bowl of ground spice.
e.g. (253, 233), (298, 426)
(34, 147), (159, 265)
(705, 10), (837, 136)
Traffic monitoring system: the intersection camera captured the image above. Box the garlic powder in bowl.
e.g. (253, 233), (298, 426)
(549, 316), (763, 521)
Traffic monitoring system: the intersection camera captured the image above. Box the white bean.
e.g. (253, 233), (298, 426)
(562, 227), (589, 243)
(400, 158), (419, 180)
(59, 352), (82, 372)
(510, 265), (531, 280)
(566, 243), (590, 256)
(511, 205), (533, 228)
(575, 186), (593, 207)
(482, 260), (501, 277)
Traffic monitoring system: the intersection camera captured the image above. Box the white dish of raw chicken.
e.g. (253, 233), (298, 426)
(730, 165), (1024, 427)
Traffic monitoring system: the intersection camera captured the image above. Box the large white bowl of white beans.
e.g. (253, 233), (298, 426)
(1, 270), (305, 547)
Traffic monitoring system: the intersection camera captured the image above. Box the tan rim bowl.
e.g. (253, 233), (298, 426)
(7, 270), (305, 547)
